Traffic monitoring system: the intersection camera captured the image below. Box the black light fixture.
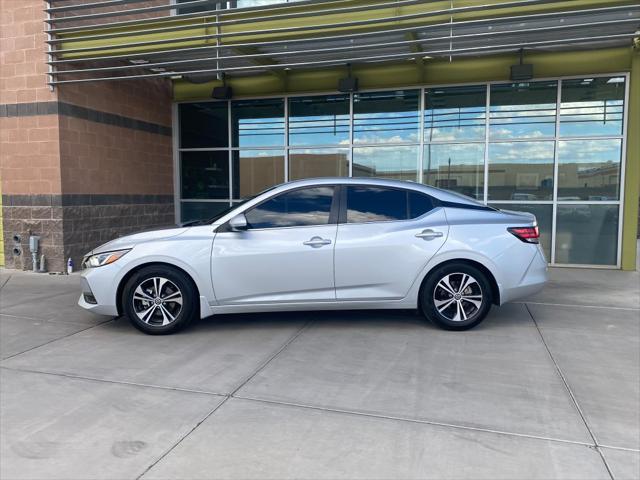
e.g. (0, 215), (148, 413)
(211, 74), (232, 100)
(510, 48), (533, 81)
(338, 63), (358, 93)
(212, 85), (233, 100)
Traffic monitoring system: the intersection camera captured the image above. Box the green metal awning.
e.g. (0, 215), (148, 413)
(44, 0), (640, 85)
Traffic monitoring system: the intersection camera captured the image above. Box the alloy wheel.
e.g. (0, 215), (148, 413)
(433, 272), (483, 322)
(132, 277), (183, 326)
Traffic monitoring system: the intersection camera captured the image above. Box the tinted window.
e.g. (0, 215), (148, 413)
(409, 191), (435, 218)
(245, 187), (335, 229)
(346, 186), (435, 223)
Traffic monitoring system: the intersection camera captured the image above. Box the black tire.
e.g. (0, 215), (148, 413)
(122, 265), (198, 335)
(420, 262), (492, 331)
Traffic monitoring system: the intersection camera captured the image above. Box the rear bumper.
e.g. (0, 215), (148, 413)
(500, 247), (548, 304)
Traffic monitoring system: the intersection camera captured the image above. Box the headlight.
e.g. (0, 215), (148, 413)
(83, 249), (130, 268)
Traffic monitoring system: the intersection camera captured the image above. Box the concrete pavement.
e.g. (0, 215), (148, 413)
(0, 266), (638, 479)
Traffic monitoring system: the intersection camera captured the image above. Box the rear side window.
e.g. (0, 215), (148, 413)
(345, 186), (435, 223)
(409, 191), (435, 218)
(245, 186), (335, 229)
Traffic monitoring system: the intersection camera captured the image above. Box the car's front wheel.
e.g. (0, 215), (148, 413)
(122, 265), (198, 335)
(420, 263), (492, 330)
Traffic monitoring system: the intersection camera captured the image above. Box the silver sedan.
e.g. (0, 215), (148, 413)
(78, 178), (547, 334)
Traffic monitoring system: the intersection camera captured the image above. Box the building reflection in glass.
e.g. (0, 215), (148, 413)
(352, 146), (418, 180)
(289, 149), (349, 180)
(557, 139), (621, 201)
(487, 142), (555, 201)
(232, 150), (285, 199)
(424, 143), (484, 200)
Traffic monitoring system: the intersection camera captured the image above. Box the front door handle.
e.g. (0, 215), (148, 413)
(303, 236), (332, 248)
(415, 229), (444, 240)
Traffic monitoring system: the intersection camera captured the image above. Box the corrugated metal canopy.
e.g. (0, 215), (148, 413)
(44, 0), (640, 85)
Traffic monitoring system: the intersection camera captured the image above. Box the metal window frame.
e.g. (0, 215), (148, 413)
(174, 72), (629, 268)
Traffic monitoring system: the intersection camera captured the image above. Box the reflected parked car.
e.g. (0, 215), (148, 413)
(78, 178), (547, 334)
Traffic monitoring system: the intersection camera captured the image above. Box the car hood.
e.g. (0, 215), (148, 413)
(87, 227), (190, 256)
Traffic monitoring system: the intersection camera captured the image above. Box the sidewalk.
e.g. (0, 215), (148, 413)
(1, 266), (638, 479)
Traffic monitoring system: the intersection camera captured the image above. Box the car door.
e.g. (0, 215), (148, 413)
(211, 185), (338, 305)
(334, 185), (449, 300)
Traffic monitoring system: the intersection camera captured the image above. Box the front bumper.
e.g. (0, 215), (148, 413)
(77, 265), (121, 317)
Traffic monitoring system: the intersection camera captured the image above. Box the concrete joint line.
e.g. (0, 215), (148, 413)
(1, 289), (84, 309)
(0, 274), (13, 291)
(520, 301), (640, 312)
(229, 319), (315, 397)
(525, 304), (615, 480)
(137, 396), (231, 480)
(0, 319), (114, 361)
(598, 444), (640, 453)
(232, 394), (597, 450)
(138, 320), (313, 479)
(0, 365), (227, 398)
(0, 312), (110, 327)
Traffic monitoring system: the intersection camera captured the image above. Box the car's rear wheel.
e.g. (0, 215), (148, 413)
(420, 263), (492, 330)
(122, 266), (198, 335)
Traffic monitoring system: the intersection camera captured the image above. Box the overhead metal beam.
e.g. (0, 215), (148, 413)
(49, 2), (638, 57)
(50, 17), (638, 77)
(44, 0), (640, 86)
(47, 0), (440, 41)
(46, 4), (640, 66)
(48, 32), (638, 84)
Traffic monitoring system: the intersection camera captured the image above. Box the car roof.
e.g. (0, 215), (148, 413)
(278, 177), (484, 207)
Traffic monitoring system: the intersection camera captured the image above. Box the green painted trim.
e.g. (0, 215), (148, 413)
(173, 46), (632, 100)
(621, 48), (639, 271)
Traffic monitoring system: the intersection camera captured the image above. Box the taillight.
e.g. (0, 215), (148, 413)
(508, 226), (539, 244)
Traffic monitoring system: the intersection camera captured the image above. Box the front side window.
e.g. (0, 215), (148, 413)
(245, 186), (335, 229)
(346, 186), (434, 223)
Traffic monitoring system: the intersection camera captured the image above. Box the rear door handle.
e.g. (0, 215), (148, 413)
(415, 229), (444, 240)
(303, 236), (332, 248)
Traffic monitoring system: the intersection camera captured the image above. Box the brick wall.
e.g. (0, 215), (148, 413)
(1, 1), (175, 272)
(57, 79), (174, 267)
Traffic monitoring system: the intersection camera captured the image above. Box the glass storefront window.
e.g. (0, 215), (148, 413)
(425, 85), (486, 142)
(352, 145), (418, 181)
(180, 201), (230, 224)
(488, 141), (555, 201)
(489, 81), (557, 139)
(179, 102), (228, 148)
(289, 95), (350, 146)
(181, 151), (230, 199)
(177, 77), (627, 266)
(560, 77), (625, 137)
(557, 139), (622, 201)
(424, 143), (484, 200)
(353, 90), (420, 144)
(289, 148), (349, 180)
(231, 150), (284, 199)
(231, 98), (284, 148)
(490, 203), (553, 260)
(555, 204), (619, 265)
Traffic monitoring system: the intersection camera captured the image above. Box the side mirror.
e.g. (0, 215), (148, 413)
(228, 213), (248, 232)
